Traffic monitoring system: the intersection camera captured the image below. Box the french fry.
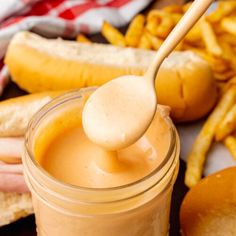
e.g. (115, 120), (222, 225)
(162, 4), (183, 14)
(200, 18), (223, 57)
(125, 14), (145, 47)
(146, 19), (159, 36)
(225, 76), (236, 89)
(145, 32), (163, 50)
(219, 34), (236, 46)
(211, 59), (231, 74)
(207, 1), (236, 23)
(213, 23), (226, 35)
(146, 10), (174, 38)
(220, 41), (236, 70)
(138, 33), (152, 50)
(215, 103), (236, 141)
(182, 2), (192, 13)
(171, 13), (183, 24)
(184, 23), (202, 44)
(146, 10), (161, 36)
(182, 39), (204, 48)
(101, 21), (126, 47)
(221, 17), (236, 37)
(174, 41), (184, 51)
(189, 48), (230, 73)
(155, 14), (174, 38)
(224, 76), (236, 92)
(224, 135), (236, 161)
(76, 34), (91, 43)
(216, 81), (226, 95)
(185, 85), (236, 188)
(214, 70), (235, 81)
(147, 9), (161, 21)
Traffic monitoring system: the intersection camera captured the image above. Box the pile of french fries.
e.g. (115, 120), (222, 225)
(185, 84), (236, 188)
(78, 1), (236, 83)
(76, 1), (236, 188)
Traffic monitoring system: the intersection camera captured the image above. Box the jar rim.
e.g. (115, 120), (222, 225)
(24, 87), (178, 195)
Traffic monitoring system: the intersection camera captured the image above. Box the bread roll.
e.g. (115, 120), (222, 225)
(5, 31), (217, 122)
(0, 192), (33, 227)
(0, 91), (65, 137)
(156, 52), (217, 122)
(180, 167), (236, 236)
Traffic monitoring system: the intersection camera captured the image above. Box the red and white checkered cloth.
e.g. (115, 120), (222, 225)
(0, 0), (152, 95)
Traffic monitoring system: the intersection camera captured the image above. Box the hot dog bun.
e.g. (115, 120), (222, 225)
(180, 167), (236, 236)
(0, 91), (65, 137)
(5, 31), (217, 122)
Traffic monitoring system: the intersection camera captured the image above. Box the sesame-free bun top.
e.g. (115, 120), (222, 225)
(156, 51), (218, 122)
(180, 167), (236, 236)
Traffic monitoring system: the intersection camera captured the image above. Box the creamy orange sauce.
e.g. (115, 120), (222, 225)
(82, 75), (157, 150)
(37, 107), (170, 188)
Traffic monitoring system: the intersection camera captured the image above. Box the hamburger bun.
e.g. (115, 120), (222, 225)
(180, 167), (236, 236)
(5, 31), (217, 122)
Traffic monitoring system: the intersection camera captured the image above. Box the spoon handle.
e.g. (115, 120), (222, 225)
(145, 0), (214, 82)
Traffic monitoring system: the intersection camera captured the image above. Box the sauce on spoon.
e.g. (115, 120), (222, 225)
(82, 75), (156, 150)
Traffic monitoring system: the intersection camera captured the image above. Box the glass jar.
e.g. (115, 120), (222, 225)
(23, 88), (180, 236)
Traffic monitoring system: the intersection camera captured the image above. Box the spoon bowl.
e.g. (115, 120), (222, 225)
(82, 75), (157, 150)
